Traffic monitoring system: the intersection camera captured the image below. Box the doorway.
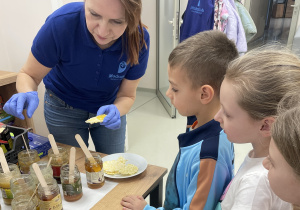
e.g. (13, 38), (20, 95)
(156, 0), (180, 118)
(156, 0), (188, 118)
(246, 0), (300, 50)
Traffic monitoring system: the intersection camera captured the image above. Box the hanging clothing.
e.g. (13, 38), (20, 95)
(180, 0), (247, 54)
(223, 0), (247, 53)
(214, 0), (228, 32)
(234, 0), (257, 42)
(180, 0), (215, 42)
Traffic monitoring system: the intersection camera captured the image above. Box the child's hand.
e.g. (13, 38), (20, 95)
(121, 195), (147, 210)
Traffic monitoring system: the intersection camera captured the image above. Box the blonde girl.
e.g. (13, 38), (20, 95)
(214, 47), (300, 209)
(263, 93), (300, 210)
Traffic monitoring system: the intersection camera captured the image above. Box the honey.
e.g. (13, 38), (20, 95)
(60, 164), (83, 202)
(11, 195), (36, 210)
(85, 153), (105, 189)
(0, 163), (21, 205)
(29, 161), (54, 186)
(48, 146), (68, 184)
(10, 174), (36, 204)
(18, 149), (40, 174)
(37, 178), (62, 210)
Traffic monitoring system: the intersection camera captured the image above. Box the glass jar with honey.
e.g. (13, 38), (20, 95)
(0, 163), (21, 205)
(48, 146), (68, 184)
(11, 195), (36, 210)
(37, 178), (62, 210)
(85, 153), (105, 189)
(29, 161), (53, 186)
(18, 149), (40, 174)
(60, 164), (83, 202)
(10, 174), (36, 198)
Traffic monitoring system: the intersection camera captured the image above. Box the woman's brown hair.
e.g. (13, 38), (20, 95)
(121, 0), (147, 66)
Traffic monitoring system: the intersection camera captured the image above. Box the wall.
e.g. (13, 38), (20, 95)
(139, 0), (156, 90)
(0, 0), (53, 136)
(0, 0), (157, 135)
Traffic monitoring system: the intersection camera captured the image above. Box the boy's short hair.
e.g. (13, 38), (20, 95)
(168, 30), (238, 96)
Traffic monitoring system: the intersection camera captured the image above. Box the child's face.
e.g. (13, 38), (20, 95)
(263, 138), (300, 205)
(166, 65), (200, 117)
(214, 78), (262, 143)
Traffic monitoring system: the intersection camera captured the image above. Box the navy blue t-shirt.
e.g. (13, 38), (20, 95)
(180, 0), (214, 42)
(32, 2), (150, 113)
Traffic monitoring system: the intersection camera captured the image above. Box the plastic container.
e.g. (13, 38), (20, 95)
(18, 149), (40, 174)
(37, 178), (62, 210)
(85, 153), (105, 189)
(0, 163), (21, 205)
(29, 161), (53, 186)
(48, 146), (69, 184)
(4, 125), (29, 164)
(60, 164), (83, 202)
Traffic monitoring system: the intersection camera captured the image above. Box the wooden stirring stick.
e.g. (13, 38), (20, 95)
(0, 147), (10, 173)
(32, 163), (51, 195)
(48, 134), (59, 155)
(75, 134), (96, 164)
(69, 147), (76, 184)
(27, 157), (53, 207)
(47, 157), (53, 167)
(22, 134), (31, 158)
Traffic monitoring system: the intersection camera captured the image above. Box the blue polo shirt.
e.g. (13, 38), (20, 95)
(31, 2), (150, 113)
(180, 0), (214, 42)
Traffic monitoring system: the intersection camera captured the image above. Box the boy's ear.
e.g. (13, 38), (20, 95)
(260, 117), (275, 137)
(199, 85), (215, 104)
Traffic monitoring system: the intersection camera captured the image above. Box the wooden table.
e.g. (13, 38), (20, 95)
(41, 143), (168, 209)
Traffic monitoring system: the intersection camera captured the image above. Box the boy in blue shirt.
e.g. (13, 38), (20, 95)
(121, 30), (238, 210)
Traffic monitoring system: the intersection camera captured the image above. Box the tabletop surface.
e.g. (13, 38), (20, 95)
(41, 143), (168, 209)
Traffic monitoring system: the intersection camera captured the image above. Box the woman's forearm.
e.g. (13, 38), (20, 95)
(16, 52), (52, 93)
(16, 71), (39, 93)
(113, 78), (140, 116)
(114, 95), (136, 116)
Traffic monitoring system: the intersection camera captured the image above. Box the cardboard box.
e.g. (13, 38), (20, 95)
(273, 3), (285, 18)
(28, 132), (51, 158)
(285, 0), (295, 18)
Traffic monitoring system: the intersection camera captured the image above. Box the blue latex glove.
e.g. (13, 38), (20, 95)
(97, 104), (121, 130)
(3, 91), (39, 120)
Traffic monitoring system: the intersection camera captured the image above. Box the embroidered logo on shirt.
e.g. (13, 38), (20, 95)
(109, 74), (125, 80)
(118, 61), (127, 73)
(109, 61), (126, 80)
(191, 0), (204, 15)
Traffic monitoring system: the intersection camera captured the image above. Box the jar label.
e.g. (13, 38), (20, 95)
(86, 171), (104, 184)
(62, 179), (82, 196)
(1, 188), (13, 199)
(39, 193), (62, 210)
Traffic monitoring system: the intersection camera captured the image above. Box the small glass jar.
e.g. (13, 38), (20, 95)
(48, 146), (68, 184)
(0, 163), (21, 205)
(37, 178), (62, 210)
(85, 153), (105, 189)
(29, 161), (54, 186)
(11, 195), (36, 210)
(10, 174), (36, 197)
(60, 164), (83, 202)
(18, 149), (40, 174)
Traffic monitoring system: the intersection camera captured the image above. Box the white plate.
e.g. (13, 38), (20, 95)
(102, 153), (147, 179)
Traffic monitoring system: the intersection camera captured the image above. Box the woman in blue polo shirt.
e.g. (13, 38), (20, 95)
(3, 0), (150, 154)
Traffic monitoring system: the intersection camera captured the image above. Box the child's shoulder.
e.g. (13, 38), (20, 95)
(236, 157), (268, 185)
